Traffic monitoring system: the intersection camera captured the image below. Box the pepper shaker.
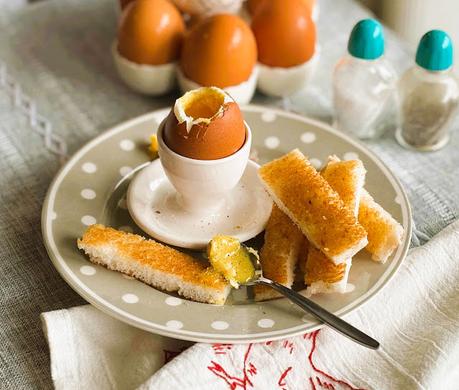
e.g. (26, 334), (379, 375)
(396, 30), (459, 151)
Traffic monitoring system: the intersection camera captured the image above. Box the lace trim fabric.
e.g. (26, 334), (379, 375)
(0, 61), (68, 164)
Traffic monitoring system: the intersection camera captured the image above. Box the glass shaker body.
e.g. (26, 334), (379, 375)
(396, 66), (459, 151)
(333, 55), (399, 139)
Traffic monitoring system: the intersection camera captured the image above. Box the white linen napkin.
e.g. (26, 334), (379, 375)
(42, 220), (459, 390)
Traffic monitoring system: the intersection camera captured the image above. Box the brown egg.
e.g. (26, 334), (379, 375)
(251, 0), (316, 68)
(180, 14), (257, 88)
(118, 0), (185, 65)
(248, 0), (314, 16)
(163, 87), (246, 160)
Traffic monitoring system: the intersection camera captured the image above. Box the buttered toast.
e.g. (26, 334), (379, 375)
(359, 190), (404, 263)
(258, 149), (368, 265)
(77, 225), (230, 305)
(304, 156), (365, 295)
(254, 205), (304, 301)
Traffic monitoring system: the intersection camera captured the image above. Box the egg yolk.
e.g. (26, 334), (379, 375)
(118, 0), (185, 65)
(180, 14), (257, 88)
(251, 0), (316, 68)
(180, 87), (224, 120)
(207, 235), (255, 288)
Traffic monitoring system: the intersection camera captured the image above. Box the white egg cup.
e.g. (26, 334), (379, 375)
(176, 67), (259, 105)
(112, 42), (177, 96)
(127, 119), (272, 249)
(257, 45), (321, 97)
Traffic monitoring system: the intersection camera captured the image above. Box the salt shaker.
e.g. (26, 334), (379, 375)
(333, 19), (398, 139)
(396, 30), (459, 151)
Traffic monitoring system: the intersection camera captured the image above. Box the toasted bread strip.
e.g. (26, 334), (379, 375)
(304, 156), (366, 295)
(305, 248), (352, 295)
(359, 190), (404, 263)
(77, 225), (230, 305)
(258, 149), (368, 264)
(254, 205), (304, 301)
(295, 238), (309, 283)
(321, 155), (365, 216)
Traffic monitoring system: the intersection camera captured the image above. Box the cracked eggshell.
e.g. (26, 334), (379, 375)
(163, 87), (246, 160)
(257, 46), (320, 97)
(112, 42), (177, 95)
(177, 66), (258, 105)
(172, 0), (244, 15)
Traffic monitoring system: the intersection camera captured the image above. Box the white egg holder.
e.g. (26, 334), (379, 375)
(113, 42), (320, 102)
(112, 43), (177, 95)
(256, 45), (321, 97)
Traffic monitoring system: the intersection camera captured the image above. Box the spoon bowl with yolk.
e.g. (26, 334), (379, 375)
(207, 235), (258, 288)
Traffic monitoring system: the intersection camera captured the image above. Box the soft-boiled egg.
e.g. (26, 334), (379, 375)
(251, 0), (319, 97)
(163, 87), (246, 160)
(172, 0), (244, 16)
(178, 14), (258, 104)
(113, 0), (185, 95)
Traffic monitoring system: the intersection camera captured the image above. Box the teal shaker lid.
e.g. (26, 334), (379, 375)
(416, 30), (453, 71)
(347, 19), (385, 60)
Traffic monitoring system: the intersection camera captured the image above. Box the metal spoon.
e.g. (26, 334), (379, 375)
(244, 249), (380, 350)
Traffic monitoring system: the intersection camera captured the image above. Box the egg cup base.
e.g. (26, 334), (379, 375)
(127, 159), (272, 249)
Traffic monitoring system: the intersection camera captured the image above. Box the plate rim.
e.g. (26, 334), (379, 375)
(41, 105), (412, 344)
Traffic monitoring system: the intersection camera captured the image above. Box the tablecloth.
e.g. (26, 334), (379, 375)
(0, 0), (458, 388)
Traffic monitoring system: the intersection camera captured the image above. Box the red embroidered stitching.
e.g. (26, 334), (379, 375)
(278, 366), (293, 388)
(207, 344), (256, 390)
(307, 331), (364, 390)
(212, 343), (233, 355)
(309, 377), (317, 390)
(282, 340), (295, 354)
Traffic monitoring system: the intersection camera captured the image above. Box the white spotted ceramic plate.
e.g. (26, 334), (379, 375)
(42, 106), (412, 343)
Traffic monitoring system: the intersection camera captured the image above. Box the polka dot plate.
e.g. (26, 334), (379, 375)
(42, 106), (412, 343)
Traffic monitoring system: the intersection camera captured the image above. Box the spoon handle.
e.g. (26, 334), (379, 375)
(255, 278), (380, 350)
